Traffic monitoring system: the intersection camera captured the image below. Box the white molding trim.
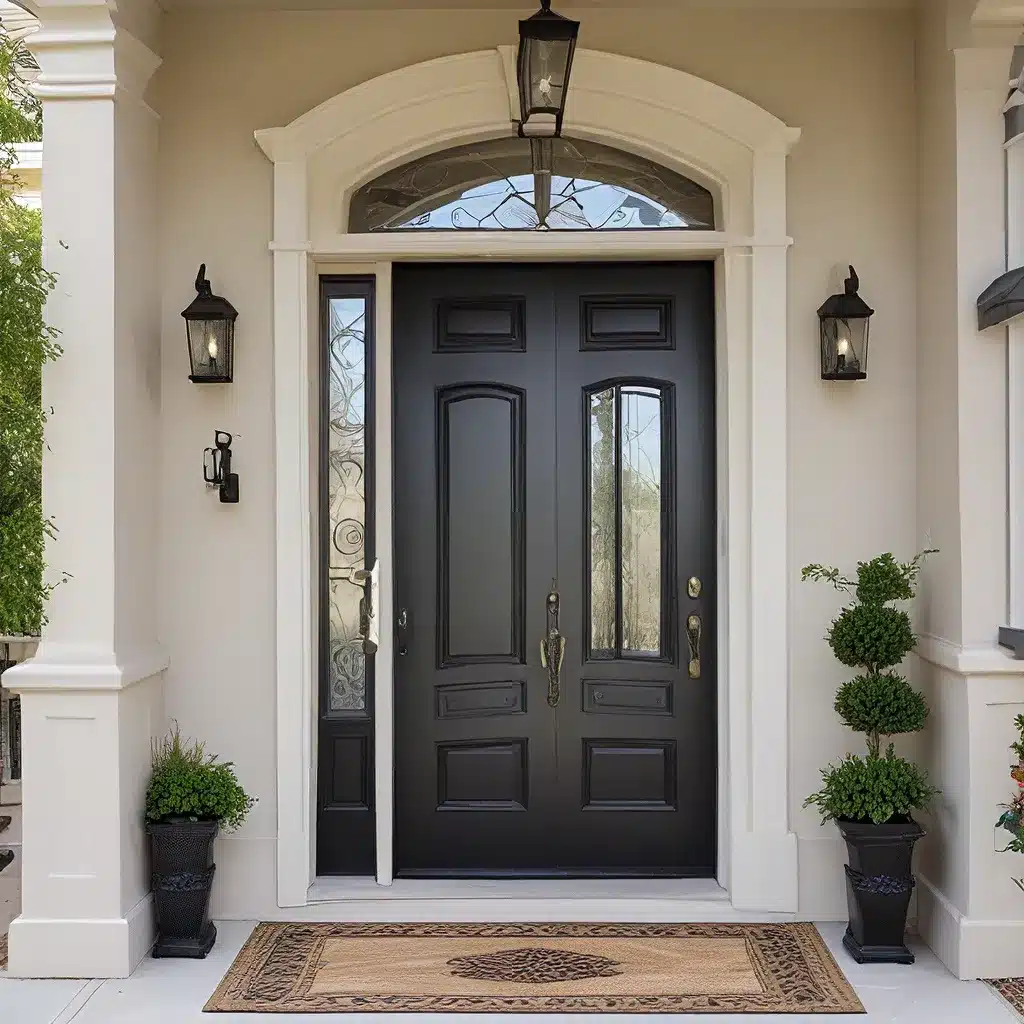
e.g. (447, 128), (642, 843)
(2, 647), (168, 691)
(26, 5), (160, 113)
(257, 48), (801, 914)
(916, 633), (1024, 675)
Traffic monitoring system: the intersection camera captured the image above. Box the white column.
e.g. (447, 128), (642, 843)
(3, 0), (165, 978)
(1007, 99), (1024, 625)
(729, 145), (799, 913)
(253, 132), (315, 908)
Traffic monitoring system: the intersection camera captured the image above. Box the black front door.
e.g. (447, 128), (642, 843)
(394, 263), (716, 877)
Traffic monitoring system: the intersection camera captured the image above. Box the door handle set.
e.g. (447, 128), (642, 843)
(686, 576), (702, 679)
(539, 588), (565, 708)
(395, 575), (702, 682)
(353, 560), (380, 655)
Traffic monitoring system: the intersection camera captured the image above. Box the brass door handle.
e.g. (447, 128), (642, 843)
(686, 613), (702, 679)
(540, 588), (564, 708)
(353, 560), (379, 656)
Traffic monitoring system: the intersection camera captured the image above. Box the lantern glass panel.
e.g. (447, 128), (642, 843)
(820, 315), (870, 380)
(523, 37), (571, 115)
(186, 317), (234, 382)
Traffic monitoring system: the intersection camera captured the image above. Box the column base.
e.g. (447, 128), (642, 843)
(7, 894), (153, 978)
(918, 876), (1024, 979)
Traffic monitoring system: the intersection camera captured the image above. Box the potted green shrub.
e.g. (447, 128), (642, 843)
(145, 727), (254, 958)
(803, 552), (937, 965)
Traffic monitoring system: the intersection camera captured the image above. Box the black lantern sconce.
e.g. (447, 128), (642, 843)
(818, 266), (873, 381)
(182, 264), (237, 383)
(203, 430), (239, 504)
(517, 0), (579, 138)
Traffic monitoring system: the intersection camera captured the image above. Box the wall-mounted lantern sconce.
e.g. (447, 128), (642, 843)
(203, 430), (239, 503)
(182, 264), (237, 383)
(818, 266), (873, 381)
(517, 0), (579, 138)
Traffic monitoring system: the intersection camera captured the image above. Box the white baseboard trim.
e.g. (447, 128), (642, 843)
(6, 893), (153, 978)
(919, 875), (1024, 979)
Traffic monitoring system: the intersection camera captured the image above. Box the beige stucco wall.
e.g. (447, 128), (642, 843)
(152, 7), (918, 918)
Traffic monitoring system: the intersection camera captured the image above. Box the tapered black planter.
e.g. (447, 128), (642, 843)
(838, 818), (925, 965)
(147, 819), (218, 958)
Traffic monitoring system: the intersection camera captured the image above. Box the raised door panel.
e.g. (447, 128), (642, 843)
(438, 385), (525, 667)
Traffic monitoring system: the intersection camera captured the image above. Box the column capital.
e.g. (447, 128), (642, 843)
(26, 1), (160, 109)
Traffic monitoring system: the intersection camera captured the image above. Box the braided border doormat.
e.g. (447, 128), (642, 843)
(0, 931), (7, 971)
(987, 977), (1024, 1017)
(204, 922), (863, 1014)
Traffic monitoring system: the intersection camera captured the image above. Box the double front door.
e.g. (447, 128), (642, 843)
(394, 263), (716, 877)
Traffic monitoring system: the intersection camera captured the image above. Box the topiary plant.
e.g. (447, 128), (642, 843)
(802, 551), (938, 825)
(145, 726), (255, 832)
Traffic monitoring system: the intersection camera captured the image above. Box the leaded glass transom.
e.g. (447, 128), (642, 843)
(349, 137), (715, 232)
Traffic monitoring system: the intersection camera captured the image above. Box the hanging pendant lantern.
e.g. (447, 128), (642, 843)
(517, 0), (580, 138)
(818, 266), (873, 381)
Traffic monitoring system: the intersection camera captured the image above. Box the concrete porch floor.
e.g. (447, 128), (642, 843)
(0, 919), (1018, 1023)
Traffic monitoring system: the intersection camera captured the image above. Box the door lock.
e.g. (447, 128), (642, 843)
(687, 576), (702, 599)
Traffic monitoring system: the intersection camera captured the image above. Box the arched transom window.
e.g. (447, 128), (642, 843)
(349, 137), (716, 232)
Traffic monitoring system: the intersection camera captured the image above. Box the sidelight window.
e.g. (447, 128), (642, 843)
(324, 284), (373, 713)
(348, 136), (715, 232)
(587, 380), (673, 661)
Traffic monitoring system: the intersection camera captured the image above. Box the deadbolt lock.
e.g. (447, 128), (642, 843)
(687, 576), (702, 599)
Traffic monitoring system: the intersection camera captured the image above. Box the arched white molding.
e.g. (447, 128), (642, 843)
(257, 48), (801, 916)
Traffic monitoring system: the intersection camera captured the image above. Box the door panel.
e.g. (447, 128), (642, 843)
(438, 384), (525, 665)
(552, 264), (716, 874)
(394, 262), (715, 877)
(394, 265), (558, 874)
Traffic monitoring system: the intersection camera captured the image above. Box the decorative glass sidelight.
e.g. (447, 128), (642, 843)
(326, 295), (368, 711)
(588, 381), (670, 661)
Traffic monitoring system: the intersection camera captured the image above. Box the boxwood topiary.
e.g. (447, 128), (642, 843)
(145, 726), (255, 832)
(802, 551), (937, 825)
(805, 748), (936, 826)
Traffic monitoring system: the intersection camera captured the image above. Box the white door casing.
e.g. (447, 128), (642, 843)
(255, 47), (801, 912)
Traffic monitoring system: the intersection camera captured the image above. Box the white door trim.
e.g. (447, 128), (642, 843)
(257, 47), (801, 914)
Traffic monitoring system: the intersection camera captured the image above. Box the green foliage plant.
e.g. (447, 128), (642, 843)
(996, 715), (1024, 895)
(0, 34), (62, 635)
(145, 726), (255, 832)
(803, 551), (938, 825)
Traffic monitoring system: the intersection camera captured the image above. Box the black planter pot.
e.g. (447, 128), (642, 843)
(147, 819), (218, 958)
(837, 817), (925, 965)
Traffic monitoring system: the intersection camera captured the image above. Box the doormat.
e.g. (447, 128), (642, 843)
(987, 978), (1024, 1018)
(0, 931), (7, 971)
(204, 922), (863, 1014)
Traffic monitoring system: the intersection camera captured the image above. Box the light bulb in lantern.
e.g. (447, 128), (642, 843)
(207, 337), (218, 363)
(836, 334), (850, 372)
(538, 76), (553, 99)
